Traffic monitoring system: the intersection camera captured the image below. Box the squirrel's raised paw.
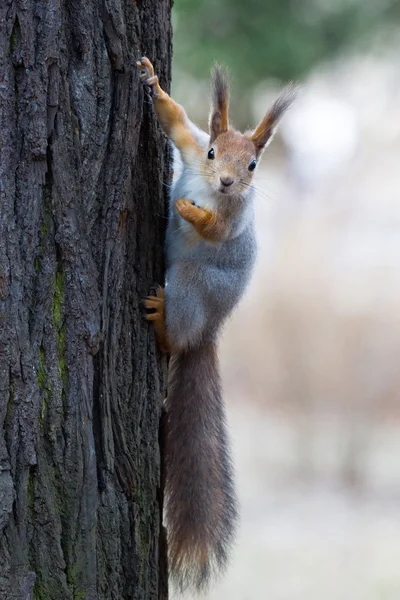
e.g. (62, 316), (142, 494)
(176, 199), (224, 241)
(136, 57), (161, 98)
(176, 199), (205, 223)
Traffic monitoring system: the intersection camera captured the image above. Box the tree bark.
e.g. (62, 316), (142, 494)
(0, 0), (171, 598)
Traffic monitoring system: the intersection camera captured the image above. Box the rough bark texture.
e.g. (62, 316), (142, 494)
(0, 0), (171, 598)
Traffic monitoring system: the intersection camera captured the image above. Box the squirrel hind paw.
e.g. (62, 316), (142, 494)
(143, 287), (170, 353)
(143, 286), (165, 316)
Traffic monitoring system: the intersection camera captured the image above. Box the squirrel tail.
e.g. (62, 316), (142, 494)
(164, 342), (238, 593)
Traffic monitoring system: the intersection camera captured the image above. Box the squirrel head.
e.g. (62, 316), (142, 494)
(203, 65), (297, 199)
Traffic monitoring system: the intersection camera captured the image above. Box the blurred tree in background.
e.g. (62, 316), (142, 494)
(173, 0), (400, 92)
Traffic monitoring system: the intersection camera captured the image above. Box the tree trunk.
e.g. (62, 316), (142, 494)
(0, 1), (171, 598)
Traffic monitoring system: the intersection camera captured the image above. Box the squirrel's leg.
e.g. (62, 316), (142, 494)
(176, 199), (229, 242)
(144, 287), (171, 353)
(137, 57), (202, 161)
(164, 265), (207, 350)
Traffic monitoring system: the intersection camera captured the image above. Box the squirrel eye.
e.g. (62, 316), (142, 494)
(248, 160), (257, 171)
(208, 148), (215, 160)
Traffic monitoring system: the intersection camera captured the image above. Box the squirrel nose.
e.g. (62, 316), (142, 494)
(220, 176), (234, 187)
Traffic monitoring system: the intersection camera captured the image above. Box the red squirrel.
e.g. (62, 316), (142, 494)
(137, 56), (296, 592)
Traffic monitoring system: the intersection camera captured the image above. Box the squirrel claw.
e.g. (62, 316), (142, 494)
(143, 286), (165, 318)
(176, 199), (206, 222)
(144, 311), (159, 321)
(144, 295), (163, 310)
(144, 75), (158, 86)
(143, 287), (169, 353)
(136, 57), (160, 97)
(136, 57), (154, 77)
(176, 198), (195, 211)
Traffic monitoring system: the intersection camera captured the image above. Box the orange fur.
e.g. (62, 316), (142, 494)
(143, 287), (170, 353)
(250, 115), (273, 152)
(251, 83), (298, 153)
(210, 65), (230, 142)
(137, 55), (296, 594)
(137, 57), (202, 159)
(176, 199), (228, 242)
(215, 130), (255, 163)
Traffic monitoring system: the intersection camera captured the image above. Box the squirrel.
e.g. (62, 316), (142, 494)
(137, 56), (296, 592)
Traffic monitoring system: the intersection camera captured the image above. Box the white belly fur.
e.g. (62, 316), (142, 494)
(171, 168), (217, 235)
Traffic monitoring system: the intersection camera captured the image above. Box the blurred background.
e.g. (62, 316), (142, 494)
(171, 1), (400, 598)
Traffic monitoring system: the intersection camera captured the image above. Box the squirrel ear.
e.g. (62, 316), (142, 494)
(209, 64), (230, 143)
(251, 83), (298, 155)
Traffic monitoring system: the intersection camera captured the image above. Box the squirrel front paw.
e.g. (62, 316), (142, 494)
(136, 56), (161, 98)
(176, 199), (206, 224)
(176, 199), (225, 242)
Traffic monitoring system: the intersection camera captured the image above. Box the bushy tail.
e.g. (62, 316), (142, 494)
(164, 342), (238, 593)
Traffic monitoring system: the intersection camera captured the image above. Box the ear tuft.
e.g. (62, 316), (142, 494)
(267, 82), (299, 126)
(209, 64), (230, 142)
(251, 82), (299, 154)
